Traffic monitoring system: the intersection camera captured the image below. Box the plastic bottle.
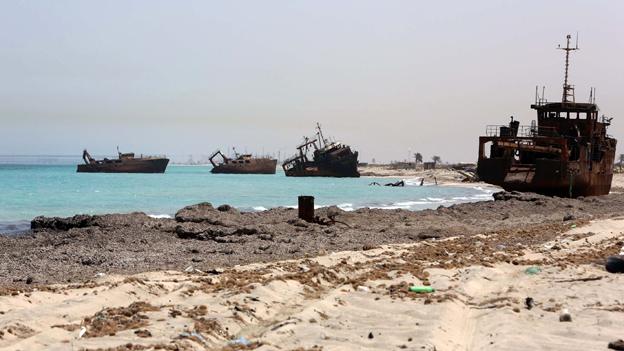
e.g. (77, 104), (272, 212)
(409, 285), (435, 293)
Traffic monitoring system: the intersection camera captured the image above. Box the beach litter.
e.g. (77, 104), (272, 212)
(230, 336), (251, 346)
(524, 266), (541, 275)
(605, 255), (624, 273)
(525, 297), (534, 310)
(179, 331), (208, 345)
(357, 285), (370, 293)
(559, 308), (572, 322)
(608, 339), (624, 350)
(409, 285), (435, 293)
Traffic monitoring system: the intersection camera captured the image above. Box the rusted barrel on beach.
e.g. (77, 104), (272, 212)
(298, 196), (315, 222)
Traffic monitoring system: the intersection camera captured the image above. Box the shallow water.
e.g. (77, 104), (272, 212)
(0, 164), (496, 232)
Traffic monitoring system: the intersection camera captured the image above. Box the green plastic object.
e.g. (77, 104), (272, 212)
(409, 285), (435, 293)
(524, 266), (541, 275)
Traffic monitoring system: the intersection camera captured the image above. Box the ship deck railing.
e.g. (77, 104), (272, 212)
(485, 125), (560, 138)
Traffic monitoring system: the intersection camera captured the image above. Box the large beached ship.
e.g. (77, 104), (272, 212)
(283, 123), (359, 177)
(77, 148), (169, 173)
(209, 149), (277, 174)
(477, 35), (616, 197)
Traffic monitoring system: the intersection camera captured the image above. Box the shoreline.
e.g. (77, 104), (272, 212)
(2, 190), (623, 288)
(1, 205), (622, 350)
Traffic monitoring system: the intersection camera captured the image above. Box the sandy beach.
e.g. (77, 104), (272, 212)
(0, 188), (623, 350)
(358, 165), (475, 184)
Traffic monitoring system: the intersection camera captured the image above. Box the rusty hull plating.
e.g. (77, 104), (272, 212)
(209, 149), (277, 174)
(283, 123), (360, 177)
(77, 149), (169, 173)
(477, 35), (616, 197)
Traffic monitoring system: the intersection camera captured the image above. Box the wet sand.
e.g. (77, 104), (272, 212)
(1, 190), (624, 287)
(0, 201), (623, 350)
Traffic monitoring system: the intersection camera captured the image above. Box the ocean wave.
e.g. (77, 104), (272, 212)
(148, 214), (172, 219)
(337, 203), (355, 211)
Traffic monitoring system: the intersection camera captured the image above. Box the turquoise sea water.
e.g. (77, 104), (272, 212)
(0, 164), (496, 233)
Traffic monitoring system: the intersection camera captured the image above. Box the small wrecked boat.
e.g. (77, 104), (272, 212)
(477, 35), (617, 197)
(209, 149), (277, 174)
(77, 148), (169, 173)
(282, 123), (359, 177)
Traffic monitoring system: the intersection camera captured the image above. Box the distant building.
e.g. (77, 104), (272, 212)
(423, 162), (436, 170)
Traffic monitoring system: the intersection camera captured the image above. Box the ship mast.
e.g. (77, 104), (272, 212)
(558, 34), (578, 103)
(316, 122), (326, 148)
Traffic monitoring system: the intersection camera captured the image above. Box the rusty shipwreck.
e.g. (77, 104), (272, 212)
(77, 148), (169, 173)
(477, 35), (616, 197)
(283, 123), (360, 177)
(209, 149), (277, 174)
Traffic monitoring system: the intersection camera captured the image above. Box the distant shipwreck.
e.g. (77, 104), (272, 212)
(477, 35), (616, 197)
(209, 149), (277, 174)
(283, 123), (359, 177)
(77, 148), (169, 173)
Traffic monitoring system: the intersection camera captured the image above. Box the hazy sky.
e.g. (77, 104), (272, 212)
(1, 0), (623, 162)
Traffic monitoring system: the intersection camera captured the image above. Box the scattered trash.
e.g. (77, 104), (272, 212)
(134, 329), (152, 338)
(409, 286), (435, 293)
(357, 286), (370, 293)
(180, 331), (208, 345)
(230, 336), (251, 346)
(525, 297), (534, 310)
(559, 308), (572, 322)
(368, 332), (374, 339)
(95, 272), (106, 278)
(184, 265), (205, 274)
(608, 339), (624, 350)
(524, 266), (541, 275)
(78, 326), (86, 339)
(570, 224), (577, 228)
(206, 268), (225, 275)
(605, 255), (624, 274)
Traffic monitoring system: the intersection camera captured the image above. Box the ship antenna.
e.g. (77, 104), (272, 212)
(558, 34), (579, 103)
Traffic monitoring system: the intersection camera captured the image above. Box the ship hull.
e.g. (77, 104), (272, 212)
(477, 136), (616, 197)
(211, 159), (277, 174)
(284, 160), (360, 177)
(77, 158), (169, 173)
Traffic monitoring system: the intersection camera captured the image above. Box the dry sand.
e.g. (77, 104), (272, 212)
(359, 165), (472, 184)
(1, 215), (623, 350)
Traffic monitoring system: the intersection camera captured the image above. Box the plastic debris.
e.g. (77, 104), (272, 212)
(230, 336), (251, 346)
(409, 286), (435, 293)
(180, 332), (208, 345)
(78, 326), (86, 339)
(524, 266), (541, 275)
(357, 286), (370, 293)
